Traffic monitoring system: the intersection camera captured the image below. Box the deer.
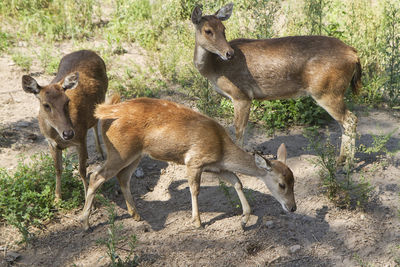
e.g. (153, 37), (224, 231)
(191, 3), (361, 165)
(79, 95), (296, 231)
(21, 50), (108, 201)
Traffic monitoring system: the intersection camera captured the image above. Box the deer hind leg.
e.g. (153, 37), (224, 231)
(93, 121), (104, 159)
(218, 171), (251, 229)
(49, 144), (63, 202)
(80, 158), (131, 230)
(187, 167), (203, 228)
(313, 95), (357, 166)
(116, 158), (141, 221)
(233, 99), (251, 147)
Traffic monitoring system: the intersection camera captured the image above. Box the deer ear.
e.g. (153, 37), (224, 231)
(214, 2), (233, 21)
(254, 153), (272, 171)
(191, 5), (203, 24)
(277, 143), (287, 164)
(62, 72), (79, 90)
(22, 75), (41, 94)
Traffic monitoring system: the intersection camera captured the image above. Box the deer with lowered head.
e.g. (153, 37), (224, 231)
(79, 95), (296, 230)
(22, 50), (108, 201)
(191, 3), (361, 165)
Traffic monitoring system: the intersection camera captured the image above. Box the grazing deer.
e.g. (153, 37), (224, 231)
(191, 3), (361, 165)
(21, 50), (108, 201)
(79, 96), (296, 230)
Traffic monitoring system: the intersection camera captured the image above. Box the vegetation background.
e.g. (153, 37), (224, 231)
(1, 0), (399, 130)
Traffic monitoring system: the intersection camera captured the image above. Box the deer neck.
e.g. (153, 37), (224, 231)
(223, 145), (267, 178)
(193, 43), (215, 76)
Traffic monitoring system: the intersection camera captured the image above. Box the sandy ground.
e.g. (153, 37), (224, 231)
(0, 44), (399, 267)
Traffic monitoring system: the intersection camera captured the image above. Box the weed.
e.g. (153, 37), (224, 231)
(12, 53), (32, 71)
(304, 127), (374, 209)
(0, 31), (12, 53)
(96, 198), (138, 267)
(0, 152), (84, 243)
(218, 181), (253, 213)
(353, 253), (374, 267)
(219, 181), (241, 212)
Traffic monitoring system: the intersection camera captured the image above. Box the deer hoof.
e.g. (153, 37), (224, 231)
(132, 213), (141, 221)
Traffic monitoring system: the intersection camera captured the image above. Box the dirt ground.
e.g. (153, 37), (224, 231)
(0, 44), (399, 267)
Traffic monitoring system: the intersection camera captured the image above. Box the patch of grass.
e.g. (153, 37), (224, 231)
(0, 31), (12, 53)
(37, 47), (60, 75)
(12, 52), (32, 71)
(0, 152), (84, 243)
(304, 127), (374, 209)
(96, 197), (138, 267)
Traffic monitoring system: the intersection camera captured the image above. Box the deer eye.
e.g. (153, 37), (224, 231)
(205, 29), (213, 35)
(43, 103), (51, 111)
(279, 183), (286, 190)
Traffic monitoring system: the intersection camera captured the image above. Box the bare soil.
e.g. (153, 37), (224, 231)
(0, 44), (399, 267)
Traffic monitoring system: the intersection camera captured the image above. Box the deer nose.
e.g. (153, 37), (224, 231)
(62, 130), (75, 140)
(290, 205), (297, 212)
(226, 50), (234, 60)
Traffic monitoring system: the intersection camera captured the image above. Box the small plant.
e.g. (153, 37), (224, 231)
(218, 181), (253, 213)
(12, 52), (32, 71)
(0, 152), (84, 243)
(219, 181), (241, 212)
(0, 31), (12, 53)
(96, 197), (138, 267)
(304, 127), (374, 209)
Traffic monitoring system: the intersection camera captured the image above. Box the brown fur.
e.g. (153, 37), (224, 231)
(21, 50), (108, 201)
(80, 97), (296, 230)
(192, 4), (361, 164)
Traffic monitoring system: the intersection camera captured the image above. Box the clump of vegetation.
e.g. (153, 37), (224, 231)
(218, 181), (253, 213)
(96, 197), (138, 267)
(0, 153), (84, 243)
(12, 53), (32, 71)
(304, 127), (374, 209)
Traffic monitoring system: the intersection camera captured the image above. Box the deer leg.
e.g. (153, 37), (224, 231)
(313, 95), (357, 166)
(80, 160), (125, 231)
(116, 158), (141, 221)
(340, 110), (358, 166)
(233, 99), (251, 147)
(93, 121), (104, 159)
(77, 140), (89, 198)
(49, 144), (63, 202)
(187, 167), (202, 228)
(219, 171), (251, 229)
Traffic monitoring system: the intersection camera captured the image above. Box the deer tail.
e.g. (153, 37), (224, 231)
(95, 94), (121, 120)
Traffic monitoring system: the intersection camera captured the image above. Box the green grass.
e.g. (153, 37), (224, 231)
(0, 153), (84, 243)
(12, 53), (32, 71)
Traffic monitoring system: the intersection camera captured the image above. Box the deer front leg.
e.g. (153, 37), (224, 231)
(219, 171), (251, 229)
(187, 167), (202, 228)
(233, 99), (251, 147)
(49, 144), (63, 202)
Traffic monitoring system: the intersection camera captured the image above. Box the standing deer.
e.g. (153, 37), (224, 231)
(80, 96), (296, 230)
(22, 50), (108, 201)
(191, 3), (361, 165)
